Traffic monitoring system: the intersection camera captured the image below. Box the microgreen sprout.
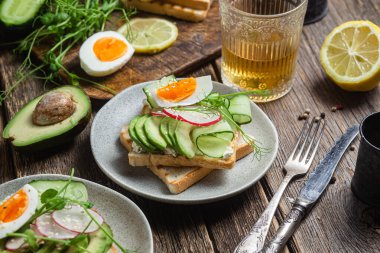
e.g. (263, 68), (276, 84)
(0, 0), (136, 104)
(5, 168), (132, 252)
(198, 91), (270, 160)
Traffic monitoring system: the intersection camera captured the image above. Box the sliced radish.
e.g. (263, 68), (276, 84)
(5, 237), (25, 251)
(52, 205), (103, 233)
(30, 223), (44, 236)
(151, 109), (166, 117)
(163, 107), (221, 126)
(36, 213), (79, 239)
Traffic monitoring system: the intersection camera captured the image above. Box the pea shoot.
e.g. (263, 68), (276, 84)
(0, 0), (136, 104)
(5, 169), (133, 253)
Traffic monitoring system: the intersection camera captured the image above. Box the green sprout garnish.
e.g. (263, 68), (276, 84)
(198, 91), (270, 160)
(0, 0), (136, 104)
(6, 169), (134, 253)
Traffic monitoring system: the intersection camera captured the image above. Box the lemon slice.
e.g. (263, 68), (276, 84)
(117, 18), (178, 54)
(320, 21), (380, 91)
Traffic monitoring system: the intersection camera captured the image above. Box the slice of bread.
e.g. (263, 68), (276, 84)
(149, 136), (253, 194)
(160, 0), (212, 10)
(121, 0), (212, 22)
(120, 125), (238, 169)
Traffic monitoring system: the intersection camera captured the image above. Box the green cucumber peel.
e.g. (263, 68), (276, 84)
(198, 92), (269, 160)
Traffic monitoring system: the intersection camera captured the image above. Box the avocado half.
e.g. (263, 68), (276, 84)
(2, 86), (91, 152)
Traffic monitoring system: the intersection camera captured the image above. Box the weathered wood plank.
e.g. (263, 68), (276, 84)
(0, 50), (218, 252)
(216, 0), (380, 252)
(0, 51), (16, 184)
(33, 2), (221, 99)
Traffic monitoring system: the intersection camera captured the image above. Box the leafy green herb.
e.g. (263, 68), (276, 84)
(198, 91), (270, 160)
(40, 188), (58, 203)
(6, 168), (132, 252)
(0, 0), (136, 104)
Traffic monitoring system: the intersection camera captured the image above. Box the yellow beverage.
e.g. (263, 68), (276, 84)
(219, 0), (308, 102)
(221, 35), (299, 102)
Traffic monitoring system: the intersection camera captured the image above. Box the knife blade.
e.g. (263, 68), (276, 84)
(261, 125), (359, 253)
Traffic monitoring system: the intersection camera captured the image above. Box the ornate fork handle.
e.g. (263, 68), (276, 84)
(234, 173), (295, 253)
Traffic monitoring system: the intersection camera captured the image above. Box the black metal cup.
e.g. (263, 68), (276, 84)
(304, 0), (329, 25)
(351, 112), (380, 207)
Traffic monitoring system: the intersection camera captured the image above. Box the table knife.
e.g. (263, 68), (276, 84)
(260, 125), (359, 253)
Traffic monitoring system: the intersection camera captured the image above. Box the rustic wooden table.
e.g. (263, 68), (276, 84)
(1, 0), (380, 252)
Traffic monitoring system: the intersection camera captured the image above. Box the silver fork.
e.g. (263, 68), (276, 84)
(234, 115), (326, 253)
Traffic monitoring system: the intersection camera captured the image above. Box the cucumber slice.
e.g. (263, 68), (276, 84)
(228, 95), (252, 125)
(215, 132), (234, 141)
(159, 117), (174, 147)
(0, 0), (45, 26)
(196, 135), (231, 158)
(144, 116), (167, 150)
(167, 118), (179, 150)
(128, 116), (154, 152)
(135, 115), (157, 151)
(29, 180), (88, 203)
(174, 121), (196, 158)
(191, 120), (234, 143)
(143, 75), (176, 108)
(191, 120), (234, 158)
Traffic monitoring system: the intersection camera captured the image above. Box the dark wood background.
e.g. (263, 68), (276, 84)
(1, 0), (380, 252)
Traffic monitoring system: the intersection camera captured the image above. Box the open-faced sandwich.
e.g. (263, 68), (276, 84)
(120, 75), (263, 194)
(0, 178), (127, 253)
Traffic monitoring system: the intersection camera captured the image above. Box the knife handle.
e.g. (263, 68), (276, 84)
(260, 201), (309, 253)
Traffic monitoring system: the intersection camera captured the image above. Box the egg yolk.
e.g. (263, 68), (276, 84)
(93, 37), (127, 62)
(157, 78), (197, 102)
(0, 189), (28, 223)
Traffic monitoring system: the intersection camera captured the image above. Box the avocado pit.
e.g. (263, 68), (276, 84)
(32, 91), (76, 126)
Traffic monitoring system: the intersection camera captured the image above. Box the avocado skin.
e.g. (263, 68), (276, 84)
(3, 86), (92, 152)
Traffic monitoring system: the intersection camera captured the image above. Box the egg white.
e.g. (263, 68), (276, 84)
(0, 184), (39, 239)
(79, 31), (134, 77)
(149, 75), (213, 107)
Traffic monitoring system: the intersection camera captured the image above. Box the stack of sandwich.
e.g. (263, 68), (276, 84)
(120, 105), (254, 194)
(121, 0), (214, 22)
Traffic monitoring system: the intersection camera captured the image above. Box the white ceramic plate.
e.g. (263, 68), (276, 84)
(91, 81), (279, 204)
(0, 174), (153, 253)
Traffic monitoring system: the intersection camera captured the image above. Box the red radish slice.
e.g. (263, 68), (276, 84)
(163, 107), (221, 126)
(151, 109), (166, 117)
(36, 213), (79, 239)
(30, 223), (44, 236)
(5, 237), (25, 251)
(52, 205), (103, 233)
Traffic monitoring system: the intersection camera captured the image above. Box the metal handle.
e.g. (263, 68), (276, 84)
(260, 202), (308, 253)
(234, 174), (294, 253)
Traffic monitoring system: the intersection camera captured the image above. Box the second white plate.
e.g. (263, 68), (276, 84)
(91, 81), (279, 204)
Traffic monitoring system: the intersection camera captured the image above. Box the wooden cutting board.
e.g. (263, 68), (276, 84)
(33, 2), (221, 99)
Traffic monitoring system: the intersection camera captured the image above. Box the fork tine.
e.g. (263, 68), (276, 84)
(290, 116), (311, 159)
(294, 116), (316, 160)
(305, 119), (326, 165)
(301, 117), (324, 163)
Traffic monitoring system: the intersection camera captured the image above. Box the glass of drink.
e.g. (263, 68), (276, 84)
(219, 0), (308, 102)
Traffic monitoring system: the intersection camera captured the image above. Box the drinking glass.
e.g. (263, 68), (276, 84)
(219, 0), (308, 102)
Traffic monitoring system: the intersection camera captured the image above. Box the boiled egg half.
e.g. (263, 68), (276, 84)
(146, 75), (213, 107)
(79, 31), (134, 77)
(0, 184), (39, 239)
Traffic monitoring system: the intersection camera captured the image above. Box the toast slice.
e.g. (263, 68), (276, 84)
(149, 136), (253, 194)
(160, 0), (212, 10)
(120, 125), (238, 169)
(121, 0), (212, 22)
